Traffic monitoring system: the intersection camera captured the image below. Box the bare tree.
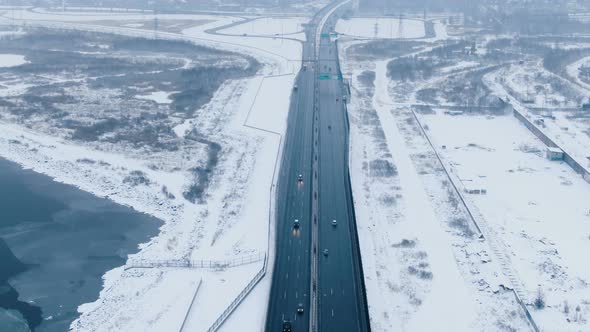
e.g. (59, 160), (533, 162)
(534, 286), (545, 310)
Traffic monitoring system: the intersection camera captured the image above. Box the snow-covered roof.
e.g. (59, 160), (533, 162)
(546, 147), (563, 153)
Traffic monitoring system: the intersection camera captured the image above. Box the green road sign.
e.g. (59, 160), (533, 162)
(318, 74), (344, 80)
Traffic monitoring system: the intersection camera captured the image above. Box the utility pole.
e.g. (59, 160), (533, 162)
(373, 18), (379, 39)
(153, 11), (158, 39)
(398, 13), (404, 39)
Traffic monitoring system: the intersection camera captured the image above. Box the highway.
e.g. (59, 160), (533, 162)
(266, 1), (370, 331)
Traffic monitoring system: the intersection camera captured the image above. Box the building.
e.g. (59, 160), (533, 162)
(546, 147), (564, 161)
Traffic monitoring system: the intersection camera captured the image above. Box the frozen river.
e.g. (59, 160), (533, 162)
(0, 158), (162, 332)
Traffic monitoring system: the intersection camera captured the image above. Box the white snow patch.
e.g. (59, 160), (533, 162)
(336, 17), (425, 39)
(122, 23), (143, 28)
(374, 60), (476, 331)
(340, 38), (533, 332)
(135, 91), (175, 104)
(566, 56), (590, 90)
(0, 54), (27, 67)
(421, 111), (590, 331)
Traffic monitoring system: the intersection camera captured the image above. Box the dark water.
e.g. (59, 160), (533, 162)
(0, 158), (162, 331)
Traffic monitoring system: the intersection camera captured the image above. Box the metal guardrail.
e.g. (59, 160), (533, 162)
(207, 255), (267, 332)
(125, 252), (265, 270)
(512, 289), (541, 332)
(179, 278), (203, 332)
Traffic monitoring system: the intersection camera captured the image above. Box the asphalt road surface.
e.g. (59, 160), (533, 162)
(266, 2), (370, 331)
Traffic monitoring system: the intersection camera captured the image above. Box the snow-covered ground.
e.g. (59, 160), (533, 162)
(181, 17), (303, 75)
(485, 65), (590, 177)
(428, 19), (449, 42)
(544, 111), (590, 168)
(0, 53), (27, 67)
(371, 60), (477, 331)
(135, 91), (175, 104)
(419, 110), (590, 331)
(336, 21), (590, 329)
(566, 55), (590, 91)
(217, 16), (307, 38)
(498, 62), (584, 108)
(0, 9), (305, 332)
(336, 17), (425, 39)
(338, 18), (533, 329)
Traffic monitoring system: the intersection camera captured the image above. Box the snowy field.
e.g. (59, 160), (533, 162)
(485, 64), (590, 178)
(419, 111), (590, 331)
(336, 17), (425, 39)
(181, 17), (303, 75)
(543, 111), (590, 169)
(135, 91), (175, 104)
(336, 21), (590, 330)
(0, 53), (27, 67)
(338, 17), (534, 330)
(0, 8), (305, 332)
(566, 55), (590, 91)
(0, 9), (304, 74)
(218, 16), (308, 39)
(498, 62), (585, 108)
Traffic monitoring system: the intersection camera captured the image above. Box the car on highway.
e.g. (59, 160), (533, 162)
(297, 303), (304, 314)
(282, 320), (292, 332)
(323, 248), (329, 256)
(293, 219), (300, 229)
(297, 174), (303, 182)
(331, 219), (337, 226)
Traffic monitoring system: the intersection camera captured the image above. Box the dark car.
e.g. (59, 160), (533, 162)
(297, 174), (303, 182)
(297, 303), (304, 314)
(293, 219), (300, 229)
(283, 320), (292, 332)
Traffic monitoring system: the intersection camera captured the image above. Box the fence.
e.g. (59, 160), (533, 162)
(125, 252), (265, 270)
(179, 278), (203, 332)
(410, 110), (540, 332)
(513, 108), (590, 183)
(512, 288), (541, 332)
(206, 255), (267, 332)
(205, 49), (287, 332)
